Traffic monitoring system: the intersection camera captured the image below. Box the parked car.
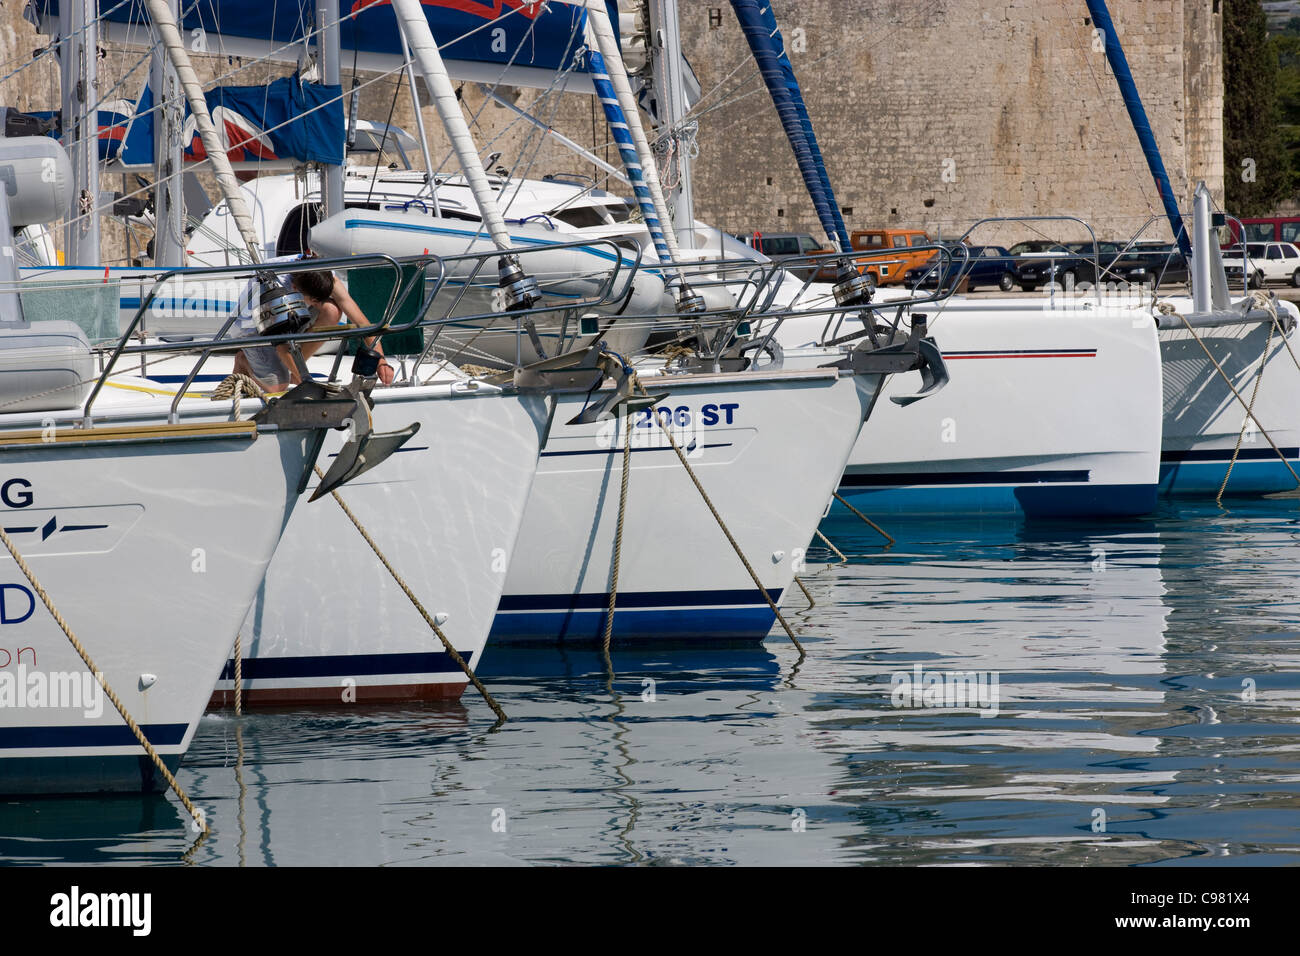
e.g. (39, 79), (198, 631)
(736, 232), (831, 279)
(1011, 240), (1122, 291)
(1221, 241), (1300, 288)
(1033, 241), (1191, 289)
(904, 244), (1017, 292)
(847, 228), (933, 285)
(1098, 242), (1190, 288)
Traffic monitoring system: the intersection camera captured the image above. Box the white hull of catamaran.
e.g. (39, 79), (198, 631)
(0, 393), (319, 794)
(771, 296), (1164, 518)
(1156, 306), (1300, 496)
(490, 366), (879, 644)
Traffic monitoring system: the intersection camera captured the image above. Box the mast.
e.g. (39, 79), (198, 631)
(150, 0), (185, 267)
(389, 0), (539, 308)
(569, 1), (701, 307)
(647, 0), (695, 248)
(318, 0), (345, 217)
(144, 0), (263, 263)
(575, 1), (681, 263)
(60, 0), (100, 265)
(730, 0), (850, 254)
(1084, 0), (1191, 258)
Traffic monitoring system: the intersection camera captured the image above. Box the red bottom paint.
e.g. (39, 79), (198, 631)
(208, 680), (468, 709)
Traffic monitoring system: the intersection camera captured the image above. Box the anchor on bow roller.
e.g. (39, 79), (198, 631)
(244, 275), (420, 501)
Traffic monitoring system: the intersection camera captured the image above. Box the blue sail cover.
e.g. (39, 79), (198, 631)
(33, 1), (615, 81)
(27, 106), (134, 161)
(116, 76), (344, 166)
(730, 0), (849, 252)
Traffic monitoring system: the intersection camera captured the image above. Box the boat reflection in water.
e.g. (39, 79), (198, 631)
(4, 507), (1299, 865)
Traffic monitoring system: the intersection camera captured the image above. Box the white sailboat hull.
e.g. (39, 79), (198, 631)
(0, 400), (318, 793)
(491, 366), (878, 643)
(206, 383), (549, 705)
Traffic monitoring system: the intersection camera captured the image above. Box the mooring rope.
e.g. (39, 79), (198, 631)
(633, 376), (804, 654)
(602, 404), (634, 656)
(1217, 320), (1275, 504)
(1159, 303), (1300, 489)
(794, 576), (815, 609)
(1249, 290), (1300, 379)
(232, 632), (243, 716)
(314, 464), (508, 722)
(814, 528), (847, 563)
(831, 492), (895, 546)
(211, 372), (269, 420)
(0, 525), (207, 831)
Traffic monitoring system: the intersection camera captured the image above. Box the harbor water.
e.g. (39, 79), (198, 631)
(2, 500), (1299, 866)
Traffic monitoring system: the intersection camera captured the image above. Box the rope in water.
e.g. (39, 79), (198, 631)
(232, 633), (243, 716)
(0, 525), (207, 831)
(634, 376), (804, 654)
(794, 576), (815, 609)
(832, 492), (895, 546)
(602, 405), (634, 655)
(814, 529), (847, 563)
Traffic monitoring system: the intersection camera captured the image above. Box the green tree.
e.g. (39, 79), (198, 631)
(1268, 18), (1300, 195)
(1224, 0), (1291, 215)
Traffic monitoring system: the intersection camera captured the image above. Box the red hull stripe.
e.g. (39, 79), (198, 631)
(946, 348), (1097, 361)
(944, 349), (1097, 360)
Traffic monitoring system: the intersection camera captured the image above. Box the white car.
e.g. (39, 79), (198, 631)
(1222, 241), (1300, 288)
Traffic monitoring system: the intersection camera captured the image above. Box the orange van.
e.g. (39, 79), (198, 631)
(848, 229), (933, 285)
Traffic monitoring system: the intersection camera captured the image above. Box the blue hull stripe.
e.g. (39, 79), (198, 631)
(1160, 458), (1300, 496)
(833, 482), (1157, 518)
(497, 588), (782, 612)
(0, 723), (187, 750)
(217, 651), (475, 682)
(146, 373), (231, 384)
(841, 469), (1089, 487)
(1161, 447), (1299, 463)
(0, 753), (182, 794)
(490, 606), (777, 644)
